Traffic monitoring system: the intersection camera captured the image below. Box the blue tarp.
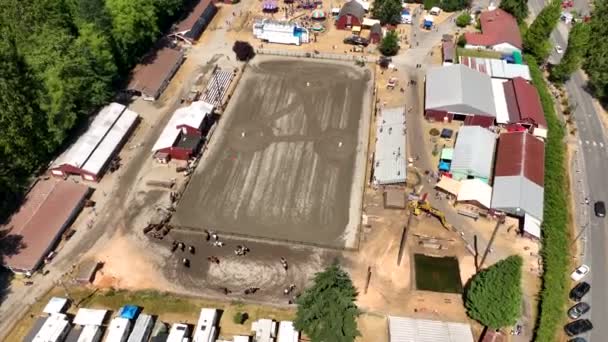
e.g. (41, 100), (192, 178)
(501, 54), (515, 64)
(439, 160), (451, 171)
(119, 305), (140, 320)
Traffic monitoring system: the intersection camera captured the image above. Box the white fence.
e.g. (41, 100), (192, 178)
(256, 48), (379, 63)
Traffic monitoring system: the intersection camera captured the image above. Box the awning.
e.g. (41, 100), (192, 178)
(524, 213), (541, 239)
(457, 179), (492, 208)
(533, 127), (547, 139)
(435, 176), (461, 195)
(352, 26), (362, 33)
(362, 18), (380, 27)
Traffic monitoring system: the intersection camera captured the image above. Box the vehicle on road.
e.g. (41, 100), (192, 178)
(594, 201), (605, 217)
(343, 36), (369, 47)
(555, 45), (564, 54)
(565, 319), (593, 336)
(568, 302), (591, 319)
(570, 282), (591, 302)
(571, 264), (590, 281)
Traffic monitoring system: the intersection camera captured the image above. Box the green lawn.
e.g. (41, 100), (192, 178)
(456, 48), (503, 60)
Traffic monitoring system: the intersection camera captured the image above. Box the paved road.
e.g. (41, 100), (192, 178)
(528, 0), (606, 340)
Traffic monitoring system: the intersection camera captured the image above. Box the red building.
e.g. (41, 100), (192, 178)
(335, 0), (365, 30)
(503, 77), (546, 129)
(152, 101), (215, 161)
(369, 23), (382, 44)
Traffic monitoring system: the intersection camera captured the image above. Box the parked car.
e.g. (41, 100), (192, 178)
(594, 201), (605, 217)
(555, 45), (564, 54)
(571, 264), (590, 281)
(568, 302), (591, 319)
(568, 337), (587, 342)
(570, 282), (591, 302)
(343, 36), (369, 47)
(565, 319), (593, 336)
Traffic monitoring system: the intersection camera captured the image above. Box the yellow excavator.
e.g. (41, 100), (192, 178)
(408, 200), (452, 230)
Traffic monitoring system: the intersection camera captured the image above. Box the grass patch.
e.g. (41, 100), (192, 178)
(525, 55), (571, 342)
(7, 287), (296, 341)
(414, 254), (463, 293)
(456, 47), (503, 59)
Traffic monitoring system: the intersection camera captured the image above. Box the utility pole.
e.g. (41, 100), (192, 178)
(398, 211), (413, 265)
(478, 220), (501, 271)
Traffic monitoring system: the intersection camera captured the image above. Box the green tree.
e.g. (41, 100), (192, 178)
(550, 23), (590, 82)
(584, 0), (608, 102)
(423, 0), (439, 10)
(440, 0), (470, 11)
(379, 30), (400, 56)
(456, 12), (471, 27)
(499, 0), (529, 23)
(372, 0), (403, 25)
(294, 263), (360, 342)
(106, 0), (159, 66)
(523, 0), (561, 61)
(465, 255), (523, 329)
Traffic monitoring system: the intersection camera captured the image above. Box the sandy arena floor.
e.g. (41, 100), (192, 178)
(172, 57), (373, 249)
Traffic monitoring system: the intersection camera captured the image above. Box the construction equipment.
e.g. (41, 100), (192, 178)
(408, 200), (452, 230)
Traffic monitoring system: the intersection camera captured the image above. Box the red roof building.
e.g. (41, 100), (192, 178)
(464, 9), (522, 53)
(335, 0), (365, 30)
(172, 0), (218, 43)
(1, 179), (89, 275)
(503, 77), (546, 128)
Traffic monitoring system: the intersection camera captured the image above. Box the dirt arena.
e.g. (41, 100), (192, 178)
(172, 57), (373, 249)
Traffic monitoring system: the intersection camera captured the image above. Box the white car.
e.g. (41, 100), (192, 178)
(555, 45), (564, 54)
(571, 264), (590, 281)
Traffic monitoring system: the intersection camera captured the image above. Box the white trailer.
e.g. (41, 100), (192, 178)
(192, 309), (219, 342)
(33, 314), (71, 342)
(105, 317), (131, 342)
(167, 323), (191, 342)
(127, 314), (155, 342)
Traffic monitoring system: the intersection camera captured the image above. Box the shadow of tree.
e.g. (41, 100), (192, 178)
(0, 228), (25, 305)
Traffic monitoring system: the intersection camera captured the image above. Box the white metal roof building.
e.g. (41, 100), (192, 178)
(388, 316), (474, 342)
(425, 64), (496, 117)
(73, 308), (107, 326)
(459, 56), (531, 81)
(152, 101), (214, 153)
(491, 79), (510, 124)
(192, 308), (219, 342)
(253, 19), (309, 46)
(77, 325), (103, 342)
(373, 107), (407, 185)
(127, 314), (155, 342)
(50, 102), (139, 181)
(43, 297), (69, 315)
(457, 179), (493, 209)
(33, 313), (71, 342)
(251, 319), (277, 342)
(450, 126), (497, 183)
(105, 317), (131, 342)
(167, 323), (191, 342)
(277, 321), (299, 342)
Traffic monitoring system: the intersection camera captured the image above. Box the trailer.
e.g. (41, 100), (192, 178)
(167, 323), (191, 342)
(127, 314), (155, 342)
(192, 309), (219, 342)
(105, 317), (131, 342)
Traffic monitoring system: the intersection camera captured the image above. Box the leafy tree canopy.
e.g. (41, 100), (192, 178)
(550, 23), (590, 82)
(373, 0), (403, 25)
(294, 263), (361, 342)
(499, 0), (529, 23)
(233, 41), (256, 61)
(523, 0), (561, 61)
(456, 12), (471, 27)
(584, 0), (608, 103)
(379, 30), (400, 56)
(465, 255), (523, 329)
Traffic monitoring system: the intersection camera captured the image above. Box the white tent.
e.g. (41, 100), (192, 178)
(43, 297), (68, 315)
(74, 308), (108, 326)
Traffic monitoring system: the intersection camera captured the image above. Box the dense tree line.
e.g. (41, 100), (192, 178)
(523, 0), (561, 61)
(584, 0), (608, 103)
(0, 0), (191, 219)
(550, 23), (590, 82)
(372, 0), (402, 25)
(422, 0), (470, 12)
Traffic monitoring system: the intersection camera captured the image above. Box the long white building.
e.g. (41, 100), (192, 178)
(253, 19), (309, 46)
(192, 308), (219, 342)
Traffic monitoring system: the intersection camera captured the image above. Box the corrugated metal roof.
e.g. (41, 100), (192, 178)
(2, 179), (89, 273)
(374, 107), (407, 185)
(52, 103), (125, 169)
(152, 101), (213, 152)
(83, 107), (138, 176)
(510, 77), (546, 128)
(451, 126), (497, 179)
(524, 213), (541, 238)
(459, 57), (531, 81)
(463, 9), (522, 49)
(128, 314), (155, 342)
(491, 79), (509, 124)
(491, 175), (544, 220)
(388, 316), (474, 342)
(494, 132), (544, 186)
(339, 0), (365, 20)
(425, 65), (496, 117)
(127, 47), (184, 99)
(457, 179), (492, 208)
(175, 0), (215, 33)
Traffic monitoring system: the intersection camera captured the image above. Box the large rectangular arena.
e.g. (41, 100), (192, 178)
(172, 57), (372, 249)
